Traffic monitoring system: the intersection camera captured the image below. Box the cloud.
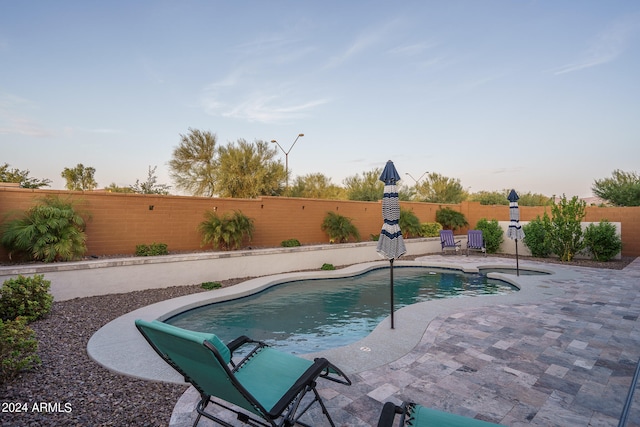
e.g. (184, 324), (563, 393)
(0, 93), (54, 137)
(553, 17), (639, 75)
(221, 94), (329, 123)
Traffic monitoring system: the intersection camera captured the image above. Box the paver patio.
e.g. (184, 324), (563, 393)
(169, 256), (640, 426)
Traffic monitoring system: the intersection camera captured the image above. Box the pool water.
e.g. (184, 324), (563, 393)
(166, 267), (517, 354)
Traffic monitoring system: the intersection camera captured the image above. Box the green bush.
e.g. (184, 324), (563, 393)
(549, 195), (586, 261)
(475, 218), (503, 254)
(135, 242), (169, 256)
(420, 222), (442, 237)
(201, 281), (222, 290)
(435, 207), (468, 232)
(198, 210), (255, 250)
(0, 317), (40, 383)
(0, 275), (53, 322)
(522, 213), (553, 258)
(0, 195), (88, 262)
(281, 239), (301, 247)
(321, 212), (360, 243)
(399, 209), (423, 238)
(583, 220), (622, 262)
(321, 263), (336, 270)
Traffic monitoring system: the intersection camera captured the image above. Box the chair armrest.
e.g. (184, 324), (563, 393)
(377, 402), (402, 427)
(227, 335), (254, 352)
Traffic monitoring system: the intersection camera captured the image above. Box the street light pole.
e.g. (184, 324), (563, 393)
(405, 171), (428, 186)
(271, 133), (304, 189)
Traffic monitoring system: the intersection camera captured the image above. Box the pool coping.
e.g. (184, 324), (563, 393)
(87, 256), (573, 384)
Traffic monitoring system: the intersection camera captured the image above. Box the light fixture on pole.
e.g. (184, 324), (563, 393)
(405, 171), (428, 186)
(271, 133), (304, 188)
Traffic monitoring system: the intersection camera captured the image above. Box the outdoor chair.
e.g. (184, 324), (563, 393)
(135, 319), (351, 427)
(440, 229), (461, 254)
(466, 230), (486, 256)
(377, 401), (504, 427)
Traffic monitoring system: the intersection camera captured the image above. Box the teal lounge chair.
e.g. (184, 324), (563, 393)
(135, 319), (351, 427)
(466, 230), (486, 256)
(440, 230), (461, 254)
(377, 402), (504, 427)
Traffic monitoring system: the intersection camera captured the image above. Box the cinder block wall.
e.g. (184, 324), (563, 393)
(1, 187), (638, 260)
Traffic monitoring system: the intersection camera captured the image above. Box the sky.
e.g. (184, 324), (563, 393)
(1, 1), (639, 198)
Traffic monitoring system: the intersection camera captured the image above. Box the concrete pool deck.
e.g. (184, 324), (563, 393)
(87, 255), (640, 425)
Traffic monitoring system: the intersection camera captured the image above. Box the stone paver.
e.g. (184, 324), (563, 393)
(170, 257), (640, 426)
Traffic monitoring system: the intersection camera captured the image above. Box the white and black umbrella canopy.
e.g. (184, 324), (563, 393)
(376, 161), (406, 260)
(507, 189), (525, 240)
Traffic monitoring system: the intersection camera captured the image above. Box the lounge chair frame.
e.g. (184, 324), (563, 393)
(440, 230), (461, 254)
(377, 401), (503, 427)
(466, 230), (486, 257)
(135, 319), (351, 427)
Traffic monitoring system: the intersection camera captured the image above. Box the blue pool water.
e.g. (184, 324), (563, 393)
(166, 267), (517, 354)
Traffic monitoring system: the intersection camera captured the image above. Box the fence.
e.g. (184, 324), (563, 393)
(1, 187), (638, 260)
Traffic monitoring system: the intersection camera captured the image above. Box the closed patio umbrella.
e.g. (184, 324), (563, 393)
(376, 160), (406, 329)
(507, 189), (525, 276)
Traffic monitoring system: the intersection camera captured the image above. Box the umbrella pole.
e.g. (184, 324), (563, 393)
(390, 259), (395, 329)
(515, 239), (520, 276)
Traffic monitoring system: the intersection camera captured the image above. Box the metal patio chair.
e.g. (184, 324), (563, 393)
(135, 319), (351, 427)
(440, 229), (461, 254)
(466, 230), (487, 256)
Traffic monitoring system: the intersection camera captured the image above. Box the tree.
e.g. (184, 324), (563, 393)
(0, 163), (51, 188)
(168, 128), (218, 197)
(130, 166), (171, 195)
(416, 173), (466, 203)
(343, 168), (383, 201)
(469, 189), (551, 206)
(61, 164), (97, 191)
(289, 173), (346, 199)
(549, 195), (586, 262)
(104, 183), (135, 193)
(216, 139), (286, 198)
(592, 170), (640, 206)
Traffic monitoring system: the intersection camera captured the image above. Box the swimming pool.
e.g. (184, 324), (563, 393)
(166, 266), (517, 354)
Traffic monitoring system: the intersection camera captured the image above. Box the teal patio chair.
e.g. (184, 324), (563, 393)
(466, 230), (486, 256)
(440, 230), (461, 254)
(377, 402), (504, 427)
(135, 319), (351, 427)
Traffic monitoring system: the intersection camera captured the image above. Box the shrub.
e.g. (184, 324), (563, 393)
(321, 212), (360, 243)
(135, 242), (169, 256)
(281, 239), (301, 247)
(321, 263), (336, 270)
(522, 213), (553, 258)
(420, 222), (442, 237)
(198, 210), (255, 250)
(583, 220), (622, 262)
(435, 207), (468, 232)
(201, 281), (222, 290)
(0, 317), (40, 383)
(549, 195), (586, 261)
(0, 195), (88, 262)
(399, 209), (422, 238)
(475, 218), (503, 254)
(0, 275), (53, 322)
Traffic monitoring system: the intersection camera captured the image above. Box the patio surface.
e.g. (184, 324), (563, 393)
(90, 255), (640, 426)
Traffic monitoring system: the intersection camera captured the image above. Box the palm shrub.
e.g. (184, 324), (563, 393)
(583, 220), (622, 261)
(321, 212), (360, 243)
(1, 195), (88, 262)
(522, 213), (553, 258)
(435, 207), (468, 232)
(0, 275), (53, 322)
(475, 218), (503, 254)
(399, 209), (422, 238)
(198, 210), (255, 250)
(0, 317), (40, 384)
(549, 195), (586, 261)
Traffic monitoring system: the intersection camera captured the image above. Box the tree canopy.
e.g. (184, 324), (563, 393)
(343, 168), (384, 201)
(168, 128), (218, 197)
(415, 173), (466, 203)
(0, 163), (51, 188)
(61, 163), (97, 191)
(289, 173), (346, 199)
(592, 170), (640, 206)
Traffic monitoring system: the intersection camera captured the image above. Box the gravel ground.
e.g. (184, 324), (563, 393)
(0, 254), (634, 426)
